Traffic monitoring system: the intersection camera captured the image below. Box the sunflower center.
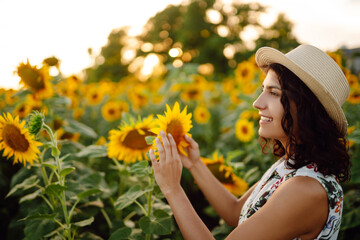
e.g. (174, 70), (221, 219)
(241, 126), (248, 134)
(187, 89), (199, 98)
(123, 128), (155, 150)
(241, 69), (249, 78)
(108, 108), (116, 115)
(92, 94), (98, 100)
(2, 124), (29, 152)
(207, 163), (233, 183)
(166, 120), (184, 145)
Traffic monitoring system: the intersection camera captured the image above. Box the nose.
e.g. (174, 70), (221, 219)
(253, 93), (265, 110)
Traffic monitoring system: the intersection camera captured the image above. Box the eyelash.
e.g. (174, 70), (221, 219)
(261, 89), (280, 97)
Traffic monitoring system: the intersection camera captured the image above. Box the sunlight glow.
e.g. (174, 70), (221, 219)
(169, 48), (183, 58)
(140, 54), (160, 77)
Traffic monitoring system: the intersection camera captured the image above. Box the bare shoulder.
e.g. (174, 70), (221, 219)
(227, 176), (329, 240)
(267, 176), (329, 238)
(275, 176), (328, 202)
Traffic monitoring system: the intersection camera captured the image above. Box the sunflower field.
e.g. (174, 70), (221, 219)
(1, 51), (360, 240)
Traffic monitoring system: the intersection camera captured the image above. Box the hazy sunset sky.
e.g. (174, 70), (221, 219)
(1, 0), (359, 89)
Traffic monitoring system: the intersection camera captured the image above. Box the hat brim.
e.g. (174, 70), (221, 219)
(255, 47), (347, 136)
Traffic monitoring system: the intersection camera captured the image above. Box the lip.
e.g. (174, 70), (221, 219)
(259, 114), (273, 125)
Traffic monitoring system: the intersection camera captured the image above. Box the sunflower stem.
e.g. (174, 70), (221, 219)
(145, 172), (154, 240)
(100, 208), (113, 229)
(42, 123), (72, 240)
(111, 157), (127, 220)
(39, 149), (56, 207)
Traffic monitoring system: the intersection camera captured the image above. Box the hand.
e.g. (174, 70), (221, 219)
(149, 130), (183, 197)
(178, 134), (201, 171)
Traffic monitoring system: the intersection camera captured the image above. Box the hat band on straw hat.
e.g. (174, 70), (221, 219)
(255, 44), (350, 136)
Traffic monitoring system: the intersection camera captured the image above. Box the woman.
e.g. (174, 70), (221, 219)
(149, 45), (351, 239)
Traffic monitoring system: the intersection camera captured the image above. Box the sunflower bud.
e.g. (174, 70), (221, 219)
(27, 111), (45, 136)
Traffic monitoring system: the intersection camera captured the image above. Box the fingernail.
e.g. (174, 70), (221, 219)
(160, 130), (165, 134)
(168, 133), (172, 138)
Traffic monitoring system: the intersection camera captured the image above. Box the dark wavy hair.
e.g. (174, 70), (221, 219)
(260, 63), (351, 182)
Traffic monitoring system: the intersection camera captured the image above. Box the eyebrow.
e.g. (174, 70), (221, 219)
(262, 84), (282, 91)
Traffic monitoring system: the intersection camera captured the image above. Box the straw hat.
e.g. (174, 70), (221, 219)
(255, 44), (349, 136)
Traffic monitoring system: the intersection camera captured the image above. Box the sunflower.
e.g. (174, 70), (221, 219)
(107, 115), (157, 163)
(0, 113), (42, 165)
(43, 56), (60, 69)
(346, 72), (359, 89)
(16, 60), (54, 99)
(56, 128), (80, 142)
(240, 110), (259, 121)
(327, 52), (342, 67)
(194, 105), (210, 124)
(235, 118), (255, 142)
(347, 85), (360, 104)
(128, 85), (149, 110)
(101, 101), (129, 122)
(201, 152), (248, 196)
(95, 136), (107, 145)
(151, 102), (193, 156)
(221, 77), (236, 94)
(13, 95), (47, 119)
(5, 89), (18, 106)
(86, 85), (105, 105)
(229, 89), (242, 105)
(235, 61), (256, 85)
(347, 126), (355, 148)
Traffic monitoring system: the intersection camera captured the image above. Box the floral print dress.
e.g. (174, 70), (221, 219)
(238, 158), (343, 240)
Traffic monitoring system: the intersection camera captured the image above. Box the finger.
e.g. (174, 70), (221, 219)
(184, 134), (199, 149)
(160, 130), (172, 162)
(155, 137), (165, 162)
(149, 149), (158, 168)
(168, 133), (179, 158)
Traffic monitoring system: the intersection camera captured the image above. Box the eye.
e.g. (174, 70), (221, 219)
(270, 91), (280, 96)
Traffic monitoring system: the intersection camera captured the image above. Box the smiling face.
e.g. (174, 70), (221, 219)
(253, 69), (288, 146)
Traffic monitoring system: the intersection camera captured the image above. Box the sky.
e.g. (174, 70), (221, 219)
(1, 0), (360, 89)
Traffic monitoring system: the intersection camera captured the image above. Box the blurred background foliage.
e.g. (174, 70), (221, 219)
(1, 0), (359, 239)
(85, 0), (298, 83)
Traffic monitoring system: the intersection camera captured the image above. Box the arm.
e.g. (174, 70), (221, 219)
(151, 131), (328, 239)
(182, 134), (257, 226)
(189, 159), (257, 226)
(150, 131), (214, 239)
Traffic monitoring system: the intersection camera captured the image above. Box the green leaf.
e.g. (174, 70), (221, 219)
(45, 183), (66, 198)
(114, 185), (152, 210)
(73, 217), (94, 227)
(20, 213), (57, 221)
(60, 167), (75, 177)
(130, 161), (149, 175)
(60, 153), (72, 161)
(139, 210), (172, 235)
(145, 136), (156, 145)
(226, 149), (245, 161)
(77, 188), (102, 201)
(6, 175), (39, 197)
(19, 189), (42, 203)
(76, 145), (107, 158)
(78, 232), (104, 240)
(24, 218), (57, 240)
(64, 119), (98, 139)
(42, 163), (57, 171)
(341, 207), (360, 230)
(109, 227), (132, 240)
(51, 147), (60, 158)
